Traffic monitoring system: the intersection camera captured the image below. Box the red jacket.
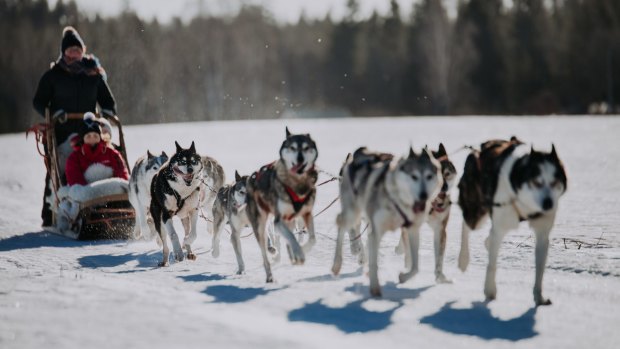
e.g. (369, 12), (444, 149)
(65, 141), (129, 186)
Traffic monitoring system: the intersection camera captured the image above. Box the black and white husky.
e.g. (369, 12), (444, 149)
(128, 150), (168, 242)
(212, 171), (250, 274)
(150, 141), (204, 266)
(395, 143), (457, 283)
(457, 137), (567, 305)
(332, 146), (443, 297)
(246, 127), (318, 282)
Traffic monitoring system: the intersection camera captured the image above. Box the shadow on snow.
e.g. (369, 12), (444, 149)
(178, 273), (227, 282)
(0, 230), (119, 252)
(419, 301), (538, 341)
(288, 282), (432, 334)
(78, 251), (160, 269)
(203, 284), (284, 304)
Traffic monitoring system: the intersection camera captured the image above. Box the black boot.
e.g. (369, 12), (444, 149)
(41, 172), (53, 227)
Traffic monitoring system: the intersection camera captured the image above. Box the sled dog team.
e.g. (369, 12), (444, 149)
(129, 128), (567, 306)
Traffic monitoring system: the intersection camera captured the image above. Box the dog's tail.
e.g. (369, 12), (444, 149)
(458, 151), (488, 230)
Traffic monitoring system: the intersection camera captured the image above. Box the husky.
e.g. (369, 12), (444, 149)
(128, 150), (168, 242)
(332, 146), (443, 297)
(212, 171), (250, 274)
(150, 141), (204, 266)
(395, 143), (457, 283)
(457, 137), (567, 306)
(199, 155), (226, 233)
(246, 127), (318, 282)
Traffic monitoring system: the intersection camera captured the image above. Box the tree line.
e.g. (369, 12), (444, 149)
(1, 0), (618, 134)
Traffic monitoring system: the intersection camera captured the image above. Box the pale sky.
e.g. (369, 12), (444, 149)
(47, 0), (462, 24)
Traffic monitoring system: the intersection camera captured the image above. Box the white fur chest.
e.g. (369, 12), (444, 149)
(163, 179), (202, 217)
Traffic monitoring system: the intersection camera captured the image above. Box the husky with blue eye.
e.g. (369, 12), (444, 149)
(332, 146), (443, 297)
(246, 127), (319, 283)
(457, 137), (567, 306)
(128, 150), (168, 242)
(150, 141), (204, 267)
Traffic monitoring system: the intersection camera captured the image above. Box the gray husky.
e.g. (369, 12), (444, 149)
(395, 143), (457, 283)
(246, 127), (318, 282)
(200, 154), (226, 234)
(128, 150), (168, 242)
(332, 146), (443, 297)
(212, 171), (250, 274)
(150, 141), (204, 266)
(457, 137), (567, 306)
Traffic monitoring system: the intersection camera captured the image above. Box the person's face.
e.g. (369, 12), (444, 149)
(83, 132), (100, 146)
(101, 131), (111, 143)
(64, 46), (84, 64)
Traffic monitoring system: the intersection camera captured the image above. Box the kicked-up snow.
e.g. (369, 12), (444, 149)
(1, 116), (619, 348)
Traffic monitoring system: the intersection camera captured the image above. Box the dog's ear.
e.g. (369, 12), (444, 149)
(550, 143), (557, 158)
(286, 127), (291, 138)
(189, 141), (196, 153)
(235, 170), (241, 182)
(161, 151), (168, 159)
(175, 141), (182, 153)
(421, 146), (431, 160)
(437, 143), (447, 156)
(408, 146), (416, 159)
(147, 150), (154, 159)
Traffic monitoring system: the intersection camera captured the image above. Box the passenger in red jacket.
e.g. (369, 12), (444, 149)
(65, 113), (129, 186)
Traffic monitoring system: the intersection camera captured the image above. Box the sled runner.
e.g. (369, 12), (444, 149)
(31, 110), (135, 240)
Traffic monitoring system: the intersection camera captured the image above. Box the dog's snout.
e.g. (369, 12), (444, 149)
(187, 166), (193, 174)
(542, 197), (553, 210)
(419, 191), (428, 201)
(297, 152), (304, 164)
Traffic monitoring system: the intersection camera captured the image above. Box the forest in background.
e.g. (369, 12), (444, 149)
(1, 0), (619, 133)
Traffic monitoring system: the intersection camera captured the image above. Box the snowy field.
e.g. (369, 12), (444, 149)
(1, 116), (619, 348)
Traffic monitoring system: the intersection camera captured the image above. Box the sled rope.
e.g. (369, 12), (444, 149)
(197, 207), (254, 239)
(449, 144), (477, 156)
(313, 195), (340, 218)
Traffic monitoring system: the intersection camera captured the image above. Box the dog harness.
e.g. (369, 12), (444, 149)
(492, 200), (543, 221)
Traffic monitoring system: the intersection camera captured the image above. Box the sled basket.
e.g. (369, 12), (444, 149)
(77, 193), (135, 240)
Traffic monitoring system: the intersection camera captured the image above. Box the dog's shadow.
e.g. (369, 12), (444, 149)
(419, 301), (538, 341)
(202, 284), (284, 304)
(178, 273), (227, 283)
(288, 282), (432, 334)
(78, 251), (160, 269)
(0, 231), (117, 252)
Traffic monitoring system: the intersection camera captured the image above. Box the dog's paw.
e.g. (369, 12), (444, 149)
(350, 240), (363, 255)
(331, 262), (342, 276)
(535, 295), (552, 306)
(435, 273), (453, 284)
(187, 253), (197, 261)
(398, 272), (409, 284)
(357, 251), (367, 265)
(458, 253), (469, 272)
(236, 269), (245, 275)
(370, 287), (382, 298)
(266, 275), (274, 283)
(158, 260), (169, 267)
(484, 286), (496, 301)
(175, 253), (185, 262)
(267, 245), (277, 255)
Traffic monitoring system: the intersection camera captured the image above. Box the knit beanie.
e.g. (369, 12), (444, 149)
(61, 26), (85, 53)
(81, 112), (102, 139)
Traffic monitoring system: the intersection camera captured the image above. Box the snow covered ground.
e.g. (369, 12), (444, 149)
(1, 116), (619, 348)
